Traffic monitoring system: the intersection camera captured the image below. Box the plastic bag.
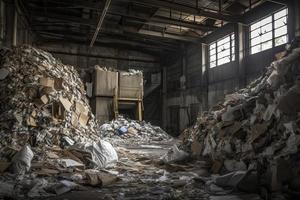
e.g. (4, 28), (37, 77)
(11, 145), (34, 175)
(70, 140), (118, 169)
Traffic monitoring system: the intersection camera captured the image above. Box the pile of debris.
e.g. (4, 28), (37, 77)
(94, 65), (142, 76)
(180, 39), (300, 197)
(0, 45), (99, 147)
(0, 45), (118, 198)
(99, 116), (171, 144)
(94, 64), (117, 72)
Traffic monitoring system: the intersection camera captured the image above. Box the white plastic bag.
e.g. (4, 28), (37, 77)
(70, 140), (118, 169)
(11, 145), (34, 175)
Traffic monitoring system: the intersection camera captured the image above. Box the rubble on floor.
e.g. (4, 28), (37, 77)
(40, 140), (266, 200)
(179, 39), (300, 199)
(0, 45), (119, 199)
(99, 115), (171, 145)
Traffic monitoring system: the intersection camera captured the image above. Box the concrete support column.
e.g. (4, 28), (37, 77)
(236, 23), (247, 88)
(12, 7), (17, 46)
(179, 44), (188, 131)
(293, 0), (300, 37)
(4, 1), (14, 47)
(180, 43), (187, 106)
(0, 0), (4, 45)
(201, 43), (209, 111)
(162, 66), (167, 129)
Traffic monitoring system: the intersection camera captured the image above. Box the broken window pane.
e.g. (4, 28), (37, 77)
(210, 54), (216, 62)
(218, 56), (230, 65)
(210, 61), (216, 68)
(274, 8), (287, 20)
(251, 16), (272, 31)
(209, 33), (235, 67)
(275, 35), (287, 46)
(210, 48), (216, 56)
(261, 40), (272, 51)
(250, 7), (288, 54)
(261, 32), (272, 42)
(231, 53), (235, 61)
(251, 36), (261, 46)
(217, 36), (230, 46)
(251, 21), (260, 31)
(275, 25), (287, 37)
(274, 17), (287, 28)
(218, 49), (230, 59)
(209, 43), (216, 51)
(251, 29), (261, 39)
(251, 45), (261, 54)
(250, 29), (260, 38)
(261, 23), (272, 34)
(217, 43), (230, 53)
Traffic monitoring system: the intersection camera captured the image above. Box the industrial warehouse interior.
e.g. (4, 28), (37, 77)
(1, 0), (300, 199)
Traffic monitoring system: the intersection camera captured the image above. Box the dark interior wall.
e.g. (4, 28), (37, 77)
(245, 45), (285, 83)
(36, 42), (159, 72)
(144, 88), (162, 126)
(208, 62), (239, 107)
(164, 43), (202, 135)
(163, 1), (297, 133)
(0, 0), (34, 47)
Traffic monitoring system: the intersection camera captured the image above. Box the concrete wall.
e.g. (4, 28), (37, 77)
(37, 42), (159, 73)
(164, 43), (203, 135)
(0, 0), (34, 47)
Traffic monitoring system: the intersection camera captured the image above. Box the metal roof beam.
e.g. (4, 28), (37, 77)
(117, 0), (241, 22)
(108, 11), (218, 31)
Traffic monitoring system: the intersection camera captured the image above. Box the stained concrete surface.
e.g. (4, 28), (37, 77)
(44, 140), (210, 200)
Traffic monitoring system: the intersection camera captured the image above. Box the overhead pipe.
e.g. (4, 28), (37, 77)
(89, 0), (111, 47)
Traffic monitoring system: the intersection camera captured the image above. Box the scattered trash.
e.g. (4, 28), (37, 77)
(70, 140), (118, 169)
(54, 180), (84, 195)
(160, 145), (189, 164)
(179, 39), (300, 198)
(0, 181), (14, 197)
(0, 68), (9, 80)
(85, 169), (118, 186)
(11, 145), (34, 176)
(99, 115), (171, 145)
(0, 45), (114, 198)
(118, 126), (128, 135)
(58, 159), (85, 169)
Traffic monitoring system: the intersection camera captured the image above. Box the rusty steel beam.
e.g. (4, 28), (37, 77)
(90, 0), (111, 47)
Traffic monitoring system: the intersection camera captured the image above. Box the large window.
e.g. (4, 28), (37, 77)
(250, 8), (288, 54)
(209, 33), (235, 68)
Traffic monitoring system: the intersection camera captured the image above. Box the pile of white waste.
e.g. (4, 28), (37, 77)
(99, 116), (171, 144)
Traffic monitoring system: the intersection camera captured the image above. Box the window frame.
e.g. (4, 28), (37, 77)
(250, 8), (288, 55)
(209, 33), (235, 68)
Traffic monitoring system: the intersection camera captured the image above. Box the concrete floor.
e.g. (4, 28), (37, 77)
(45, 139), (210, 200)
